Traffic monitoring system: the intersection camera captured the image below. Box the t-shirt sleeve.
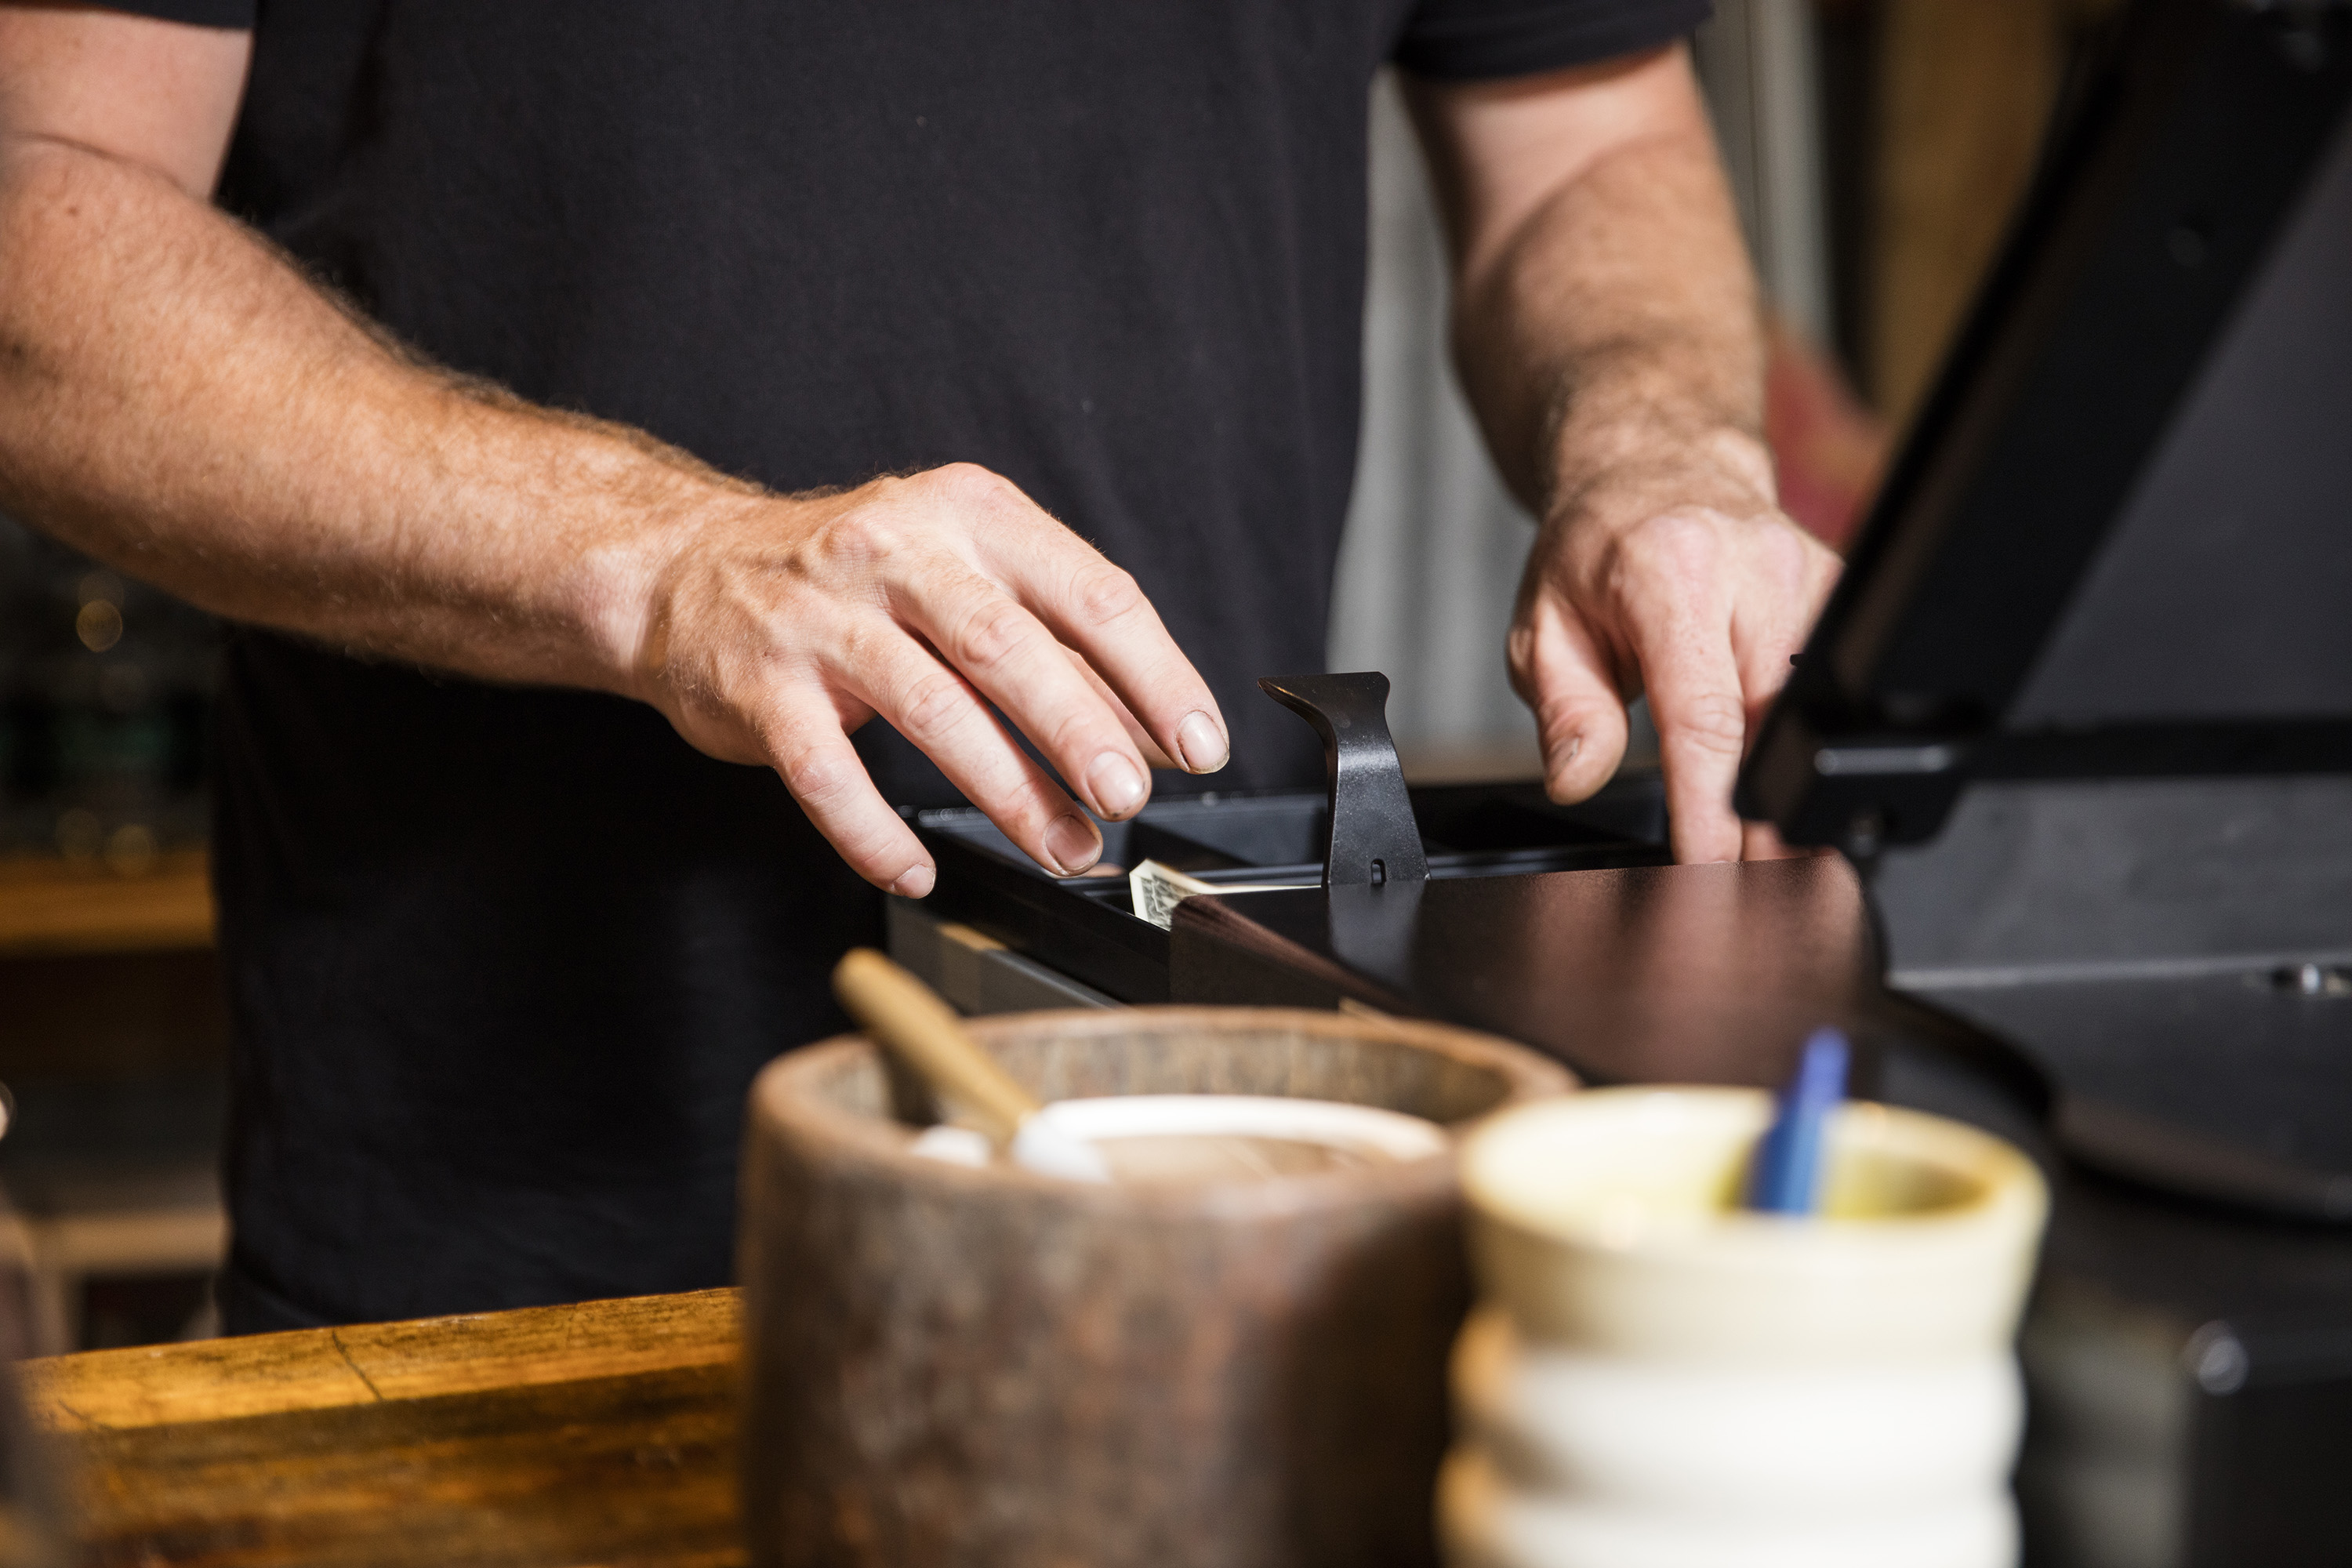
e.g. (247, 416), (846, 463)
(79, 0), (256, 27)
(1394, 0), (1712, 82)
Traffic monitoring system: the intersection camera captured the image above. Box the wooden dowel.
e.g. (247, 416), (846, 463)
(832, 948), (1038, 1145)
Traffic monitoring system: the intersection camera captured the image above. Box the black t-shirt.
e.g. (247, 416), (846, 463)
(104, 0), (1704, 1329)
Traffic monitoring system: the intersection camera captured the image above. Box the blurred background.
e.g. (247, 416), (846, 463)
(0, 0), (2122, 1352)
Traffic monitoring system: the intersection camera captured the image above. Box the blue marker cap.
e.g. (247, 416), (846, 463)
(1744, 1027), (1852, 1215)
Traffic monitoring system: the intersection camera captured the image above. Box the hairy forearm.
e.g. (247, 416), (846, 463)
(1409, 57), (1837, 859)
(0, 133), (724, 693)
(0, 123), (1241, 891)
(1443, 124), (1769, 515)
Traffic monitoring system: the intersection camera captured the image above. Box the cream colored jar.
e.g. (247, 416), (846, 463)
(1442, 1087), (2049, 1568)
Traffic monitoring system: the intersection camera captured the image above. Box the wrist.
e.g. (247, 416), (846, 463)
(566, 466), (739, 704)
(1544, 416), (1777, 531)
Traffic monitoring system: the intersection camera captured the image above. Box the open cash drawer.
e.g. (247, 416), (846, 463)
(911, 772), (1669, 1004)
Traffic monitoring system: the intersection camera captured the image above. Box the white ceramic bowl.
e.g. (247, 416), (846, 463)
(1039, 1093), (1450, 1160)
(909, 1094), (1449, 1175)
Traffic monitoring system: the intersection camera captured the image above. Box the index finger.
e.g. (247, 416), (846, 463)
(1624, 591), (1748, 865)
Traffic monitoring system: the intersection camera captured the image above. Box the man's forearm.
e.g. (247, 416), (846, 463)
(0, 133), (702, 692)
(1428, 104), (1769, 515)
(0, 121), (1234, 892)
(1408, 51), (1838, 862)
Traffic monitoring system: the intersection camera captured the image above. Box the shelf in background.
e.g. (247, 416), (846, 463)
(0, 850), (214, 958)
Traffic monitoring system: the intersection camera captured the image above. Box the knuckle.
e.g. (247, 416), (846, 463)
(1043, 706), (1109, 763)
(896, 671), (974, 740)
(1068, 562), (1144, 629)
(779, 743), (860, 810)
(1621, 510), (1723, 579)
(1515, 630), (1552, 705)
(831, 617), (895, 682)
(928, 461), (1013, 510)
(1534, 691), (1599, 737)
(950, 596), (1035, 676)
(1506, 620), (1537, 676)
(1754, 522), (1819, 586)
(798, 506), (901, 580)
(1673, 691), (1749, 755)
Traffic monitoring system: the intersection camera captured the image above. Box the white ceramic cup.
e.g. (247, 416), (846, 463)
(1441, 1087), (2049, 1568)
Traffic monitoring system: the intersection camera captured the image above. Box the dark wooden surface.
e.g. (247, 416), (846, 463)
(1171, 857), (1879, 1089)
(21, 1288), (745, 1568)
(1165, 857), (2352, 1564)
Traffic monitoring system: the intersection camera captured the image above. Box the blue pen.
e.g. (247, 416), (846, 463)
(1744, 1028), (1851, 1214)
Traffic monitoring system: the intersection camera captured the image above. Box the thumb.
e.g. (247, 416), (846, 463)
(1509, 593), (1628, 804)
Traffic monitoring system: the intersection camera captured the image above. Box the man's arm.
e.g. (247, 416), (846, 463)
(1405, 45), (1839, 863)
(0, 6), (1232, 895)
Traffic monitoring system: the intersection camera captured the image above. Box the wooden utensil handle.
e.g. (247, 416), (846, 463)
(832, 948), (1039, 1145)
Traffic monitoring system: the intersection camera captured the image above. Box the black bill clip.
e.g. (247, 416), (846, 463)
(1258, 673), (1429, 890)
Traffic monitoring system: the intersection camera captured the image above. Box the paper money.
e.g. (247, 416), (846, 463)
(1127, 859), (1296, 930)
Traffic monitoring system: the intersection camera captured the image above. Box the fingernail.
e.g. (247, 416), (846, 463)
(1087, 752), (1147, 818)
(890, 863), (935, 898)
(1045, 814), (1101, 875)
(1177, 710), (1229, 773)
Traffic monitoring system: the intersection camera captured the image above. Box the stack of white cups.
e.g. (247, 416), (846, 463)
(1440, 1087), (2049, 1568)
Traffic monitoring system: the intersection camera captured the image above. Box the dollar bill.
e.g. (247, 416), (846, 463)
(1127, 858), (1297, 930)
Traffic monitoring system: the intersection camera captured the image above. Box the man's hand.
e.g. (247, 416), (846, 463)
(1511, 429), (1838, 862)
(0, 6), (1229, 898)
(619, 465), (1229, 897)
(1406, 45), (1840, 862)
